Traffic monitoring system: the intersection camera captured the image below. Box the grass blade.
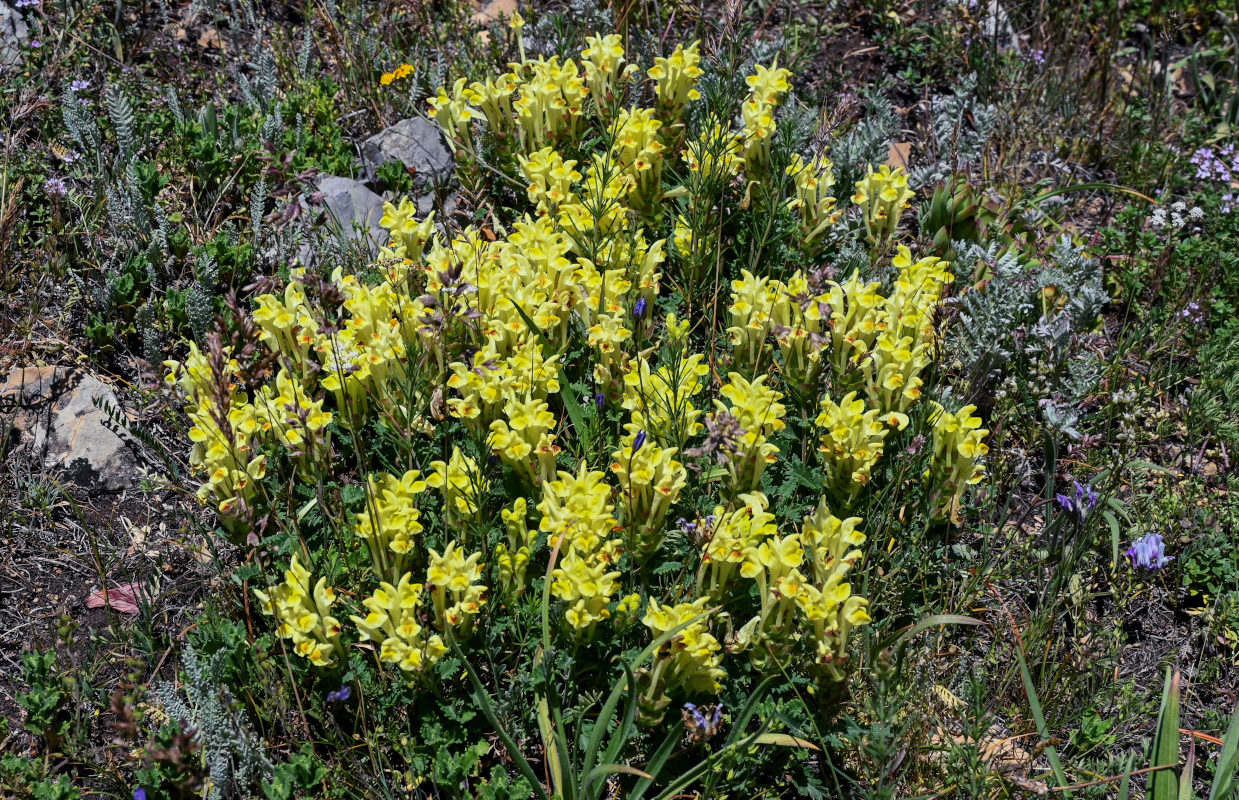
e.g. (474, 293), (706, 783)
(1013, 636), (1072, 796)
(1151, 667), (1182, 800)
(447, 632), (550, 800)
(1207, 701), (1239, 800)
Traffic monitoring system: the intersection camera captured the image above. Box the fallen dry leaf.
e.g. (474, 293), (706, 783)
(85, 582), (145, 615)
(885, 141), (912, 169)
(198, 28), (221, 50)
(472, 0), (517, 23)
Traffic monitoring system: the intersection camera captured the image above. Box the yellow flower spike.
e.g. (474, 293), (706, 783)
(426, 447), (488, 526)
(786, 153), (840, 251)
(642, 598), (725, 696)
(648, 41), (704, 121)
(815, 391), (901, 493)
(926, 402), (989, 523)
(608, 107), (667, 209)
(253, 555), (343, 669)
(620, 352), (710, 448)
(488, 392), (560, 486)
(351, 574), (447, 675)
(610, 424), (688, 556)
(552, 550), (623, 639)
(700, 492), (778, 596)
(354, 469), (428, 581)
(537, 463), (619, 556)
(853, 164), (915, 247)
(427, 541), (488, 636)
(582, 33), (636, 108)
(706, 372), (786, 492)
(727, 269), (778, 372)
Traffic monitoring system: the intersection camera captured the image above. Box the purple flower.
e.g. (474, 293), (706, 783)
(44, 177), (68, 197)
(69, 79), (91, 93)
(1055, 480), (1098, 519)
(682, 702), (723, 743)
(631, 430), (647, 453)
(134, 790), (147, 800)
(327, 685), (352, 703)
(1026, 48), (1046, 66)
(633, 296), (648, 319)
(1126, 533), (1173, 571)
(594, 393), (606, 411)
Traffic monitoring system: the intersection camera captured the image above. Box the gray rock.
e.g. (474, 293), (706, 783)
(2, 366), (139, 492)
(0, 3), (30, 67)
(315, 174), (390, 253)
(362, 117), (454, 193)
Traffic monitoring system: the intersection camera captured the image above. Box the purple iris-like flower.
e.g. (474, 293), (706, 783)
(327, 685), (352, 703)
(682, 702), (723, 743)
(633, 297), (648, 319)
(631, 430), (647, 453)
(1055, 481), (1098, 519)
(1126, 533), (1173, 571)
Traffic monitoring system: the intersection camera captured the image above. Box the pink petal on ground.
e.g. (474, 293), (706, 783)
(84, 582), (144, 614)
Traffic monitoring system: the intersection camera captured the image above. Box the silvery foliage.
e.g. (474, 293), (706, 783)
(106, 83), (137, 163)
(830, 90), (899, 194)
(296, 27), (315, 75)
(236, 45), (278, 111)
(166, 86), (185, 125)
(153, 642), (272, 800)
(525, 0), (614, 59)
(188, 251), (218, 342)
(911, 74), (997, 188)
(61, 90), (101, 157)
(950, 236), (1107, 438)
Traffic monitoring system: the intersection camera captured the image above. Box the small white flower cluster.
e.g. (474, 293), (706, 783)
(1149, 200), (1203, 231)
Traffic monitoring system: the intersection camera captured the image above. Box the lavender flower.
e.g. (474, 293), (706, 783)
(1055, 480), (1098, 519)
(682, 702), (723, 744)
(327, 685), (352, 703)
(1026, 48), (1046, 66)
(44, 177), (68, 198)
(1126, 533), (1173, 571)
(631, 429), (647, 453)
(69, 79), (91, 93)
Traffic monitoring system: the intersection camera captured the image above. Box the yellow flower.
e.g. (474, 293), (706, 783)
(426, 447), (488, 525)
(254, 556), (343, 668)
(351, 573), (447, 674)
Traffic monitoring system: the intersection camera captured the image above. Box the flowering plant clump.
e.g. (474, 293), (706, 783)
(159, 23), (1030, 788)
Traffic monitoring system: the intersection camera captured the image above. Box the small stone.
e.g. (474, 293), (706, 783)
(315, 174), (390, 254)
(0, 3), (30, 66)
(362, 117), (453, 193)
(2, 366), (140, 492)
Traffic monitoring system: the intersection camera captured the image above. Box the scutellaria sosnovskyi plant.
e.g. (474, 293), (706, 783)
(163, 25), (995, 735)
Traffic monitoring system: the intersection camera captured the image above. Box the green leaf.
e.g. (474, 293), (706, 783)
(1013, 638), (1072, 796)
(1150, 667), (1181, 800)
(754, 733), (821, 750)
(882, 614), (985, 651)
(1103, 510), (1121, 570)
(1208, 701), (1239, 800)
(446, 632), (551, 800)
